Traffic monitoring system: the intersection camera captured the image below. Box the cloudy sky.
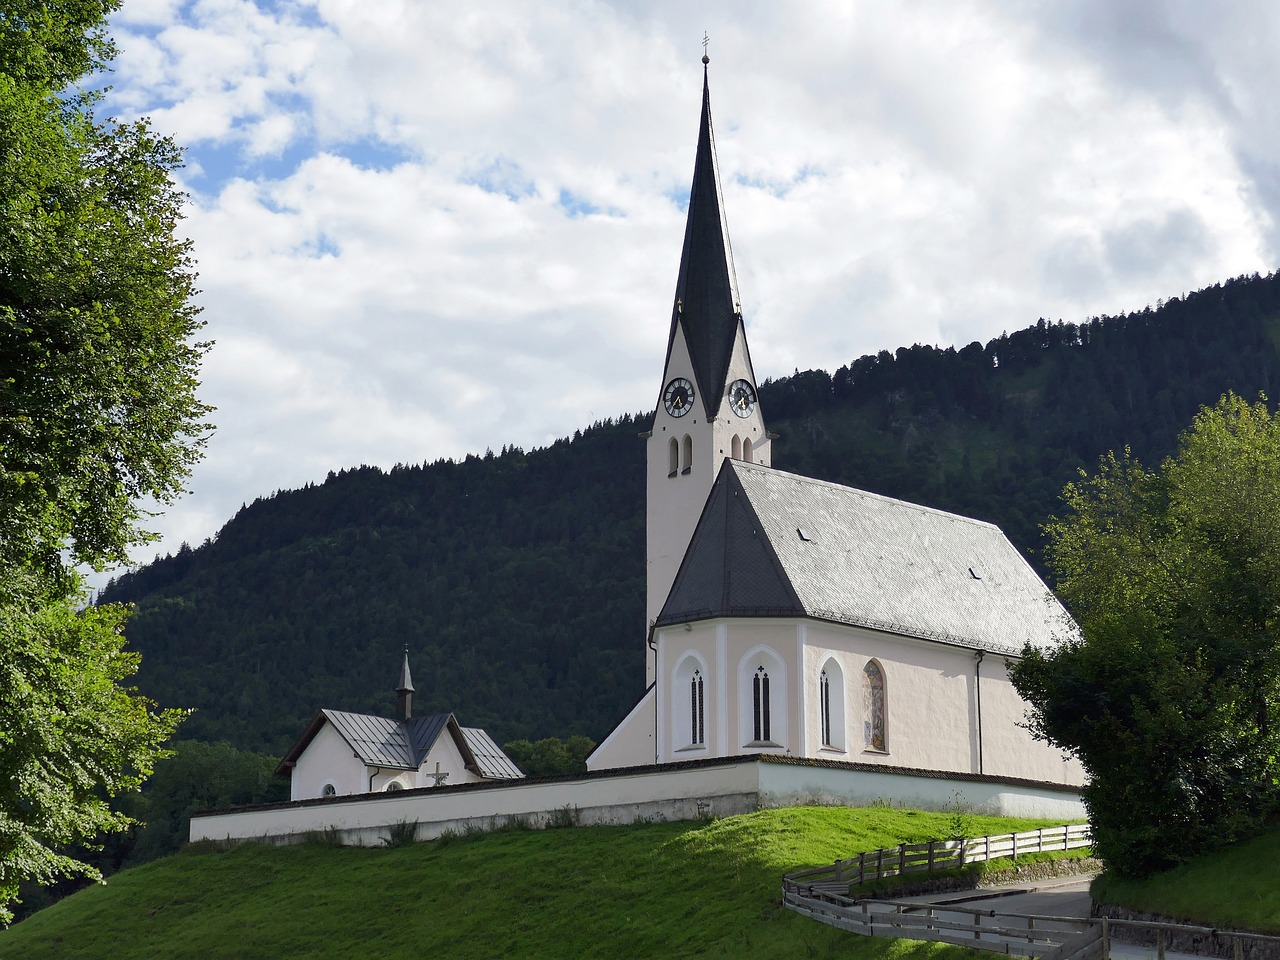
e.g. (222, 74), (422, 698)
(95, 0), (1278, 584)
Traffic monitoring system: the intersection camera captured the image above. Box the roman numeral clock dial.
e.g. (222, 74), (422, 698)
(664, 377), (694, 417)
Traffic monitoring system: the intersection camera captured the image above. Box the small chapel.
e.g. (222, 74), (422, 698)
(586, 58), (1084, 790)
(277, 649), (524, 800)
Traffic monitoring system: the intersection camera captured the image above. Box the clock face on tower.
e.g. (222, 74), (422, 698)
(728, 379), (757, 418)
(664, 377), (695, 417)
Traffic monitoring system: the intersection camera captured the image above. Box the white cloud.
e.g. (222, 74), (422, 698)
(89, 0), (1280, 588)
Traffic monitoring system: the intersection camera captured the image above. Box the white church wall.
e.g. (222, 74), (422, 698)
(586, 687), (656, 772)
(290, 722), (368, 801)
(646, 325), (716, 669)
(194, 758), (1085, 848)
(976, 656), (1085, 785)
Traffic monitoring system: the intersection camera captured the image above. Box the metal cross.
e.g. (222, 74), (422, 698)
(702, 32), (710, 56)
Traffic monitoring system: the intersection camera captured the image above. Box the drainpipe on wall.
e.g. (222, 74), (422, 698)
(974, 650), (985, 775)
(649, 623), (659, 765)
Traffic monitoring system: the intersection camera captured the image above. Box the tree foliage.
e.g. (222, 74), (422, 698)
(502, 736), (596, 778)
(1012, 394), (1280, 876)
(0, 0), (208, 922)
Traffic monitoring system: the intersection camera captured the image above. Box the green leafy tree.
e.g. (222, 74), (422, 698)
(1013, 393), (1280, 877)
(0, 0), (208, 922)
(503, 736), (596, 777)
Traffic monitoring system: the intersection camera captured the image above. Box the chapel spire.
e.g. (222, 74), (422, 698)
(666, 55), (742, 419)
(396, 646), (414, 722)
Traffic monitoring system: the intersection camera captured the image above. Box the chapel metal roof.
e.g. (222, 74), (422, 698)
(662, 59), (744, 420)
(461, 727), (525, 780)
(656, 460), (1075, 655)
(278, 709), (524, 782)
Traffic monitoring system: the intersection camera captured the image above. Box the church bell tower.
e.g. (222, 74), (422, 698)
(645, 57), (770, 682)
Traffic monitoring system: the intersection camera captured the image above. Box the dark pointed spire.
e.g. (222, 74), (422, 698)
(396, 646), (414, 722)
(667, 56), (742, 419)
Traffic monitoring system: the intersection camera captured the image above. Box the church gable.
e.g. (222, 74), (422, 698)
(657, 460), (803, 626)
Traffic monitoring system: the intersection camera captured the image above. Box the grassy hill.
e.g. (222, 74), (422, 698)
(2, 807), (1072, 960)
(1093, 824), (1280, 933)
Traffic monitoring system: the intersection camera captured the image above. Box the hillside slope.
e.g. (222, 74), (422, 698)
(100, 273), (1280, 753)
(2, 807), (1060, 960)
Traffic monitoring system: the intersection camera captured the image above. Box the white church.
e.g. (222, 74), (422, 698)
(194, 60), (1084, 845)
(584, 59), (1083, 790)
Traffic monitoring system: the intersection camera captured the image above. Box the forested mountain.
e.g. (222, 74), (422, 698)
(102, 272), (1280, 756)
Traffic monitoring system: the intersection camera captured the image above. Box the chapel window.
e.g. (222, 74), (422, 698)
(682, 435), (693, 474)
(743, 438), (753, 463)
(321, 782), (337, 798)
(668, 437), (679, 477)
(819, 658), (845, 750)
(863, 660), (886, 752)
(731, 435), (742, 460)
(752, 665), (771, 743)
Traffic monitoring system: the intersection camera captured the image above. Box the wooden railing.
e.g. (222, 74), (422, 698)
(784, 824), (1280, 959)
(783, 824), (1092, 899)
(786, 895), (1092, 957)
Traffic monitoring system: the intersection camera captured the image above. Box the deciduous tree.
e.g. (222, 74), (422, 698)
(1013, 393), (1280, 876)
(0, 0), (208, 921)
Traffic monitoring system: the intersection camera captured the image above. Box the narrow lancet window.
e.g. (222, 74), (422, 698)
(820, 669), (831, 746)
(691, 669), (705, 746)
(743, 438), (753, 463)
(731, 435), (742, 460)
(682, 434), (693, 474)
(753, 665), (771, 743)
(669, 437), (679, 477)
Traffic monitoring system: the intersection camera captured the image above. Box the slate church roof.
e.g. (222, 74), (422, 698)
(663, 59), (744, 420)
(276, 709), (524, 781)
(656, 459), (1073, 655)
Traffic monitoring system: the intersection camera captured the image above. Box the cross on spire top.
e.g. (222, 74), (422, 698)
(702, 32), (710, 65)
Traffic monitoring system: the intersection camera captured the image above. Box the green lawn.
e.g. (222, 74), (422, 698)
(1092, 825), (1280, 933)
(2, 807), (1072, 960)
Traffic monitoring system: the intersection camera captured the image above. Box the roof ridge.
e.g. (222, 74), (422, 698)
(728, 460), (1004, 532)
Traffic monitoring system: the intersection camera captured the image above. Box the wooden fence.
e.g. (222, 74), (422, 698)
(785, 893), (1092, 957)
(783, 824), (1280, 959)
(783, 823), (1092, 900)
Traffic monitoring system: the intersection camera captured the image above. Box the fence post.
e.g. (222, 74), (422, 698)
(1157, 928), (1165, 960)
(1011, 832), (1018, 860)
(975, 911), (982, 941)
(927, 840), (936, 871)
(1101, 917), (1109, 959)
(898, 843), (906, 875)
(834, 858), (844, 883)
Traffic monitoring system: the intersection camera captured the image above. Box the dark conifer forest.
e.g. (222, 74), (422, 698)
(101, 272), (1280, 756)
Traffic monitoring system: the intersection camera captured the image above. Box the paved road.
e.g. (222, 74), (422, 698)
(869, 875), (1201, 960)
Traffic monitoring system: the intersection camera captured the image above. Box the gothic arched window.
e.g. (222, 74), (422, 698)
(819, 658), (845, 750)
(731, 435), (742, 460)
(863, 660), (886, 751)
(668, 437), (679, 477)
(690, 669), (705, 746)
(743, 437), (753, 463)
(753, 665), (771, 743)
(682, 434), (693, 474)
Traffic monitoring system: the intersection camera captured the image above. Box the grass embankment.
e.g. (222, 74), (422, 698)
(1093, 825), (1280, 933)
(2, 807), (1075, 960)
